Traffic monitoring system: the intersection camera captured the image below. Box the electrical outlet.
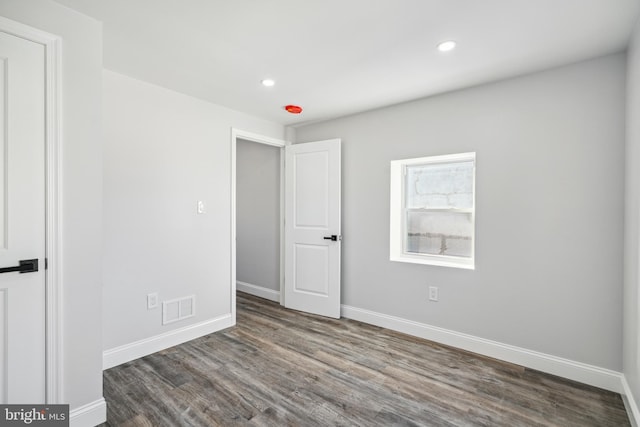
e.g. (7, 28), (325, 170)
(147, 293), (158, 309)
(428, 286), (439, 302)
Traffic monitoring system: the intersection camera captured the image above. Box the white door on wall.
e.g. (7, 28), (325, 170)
(0, 31), (46, 403)
(284, 139), (341, 318)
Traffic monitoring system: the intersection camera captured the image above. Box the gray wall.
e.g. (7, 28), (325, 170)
(0, 0), (104, 412)
(624, 16), (640, 413)
(236, 139), (280, 291)
(295, 53), (626, 370)
(102, 70), (284, 350)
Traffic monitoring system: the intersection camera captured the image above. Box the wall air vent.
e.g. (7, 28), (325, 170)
(162, 295), (195, 325)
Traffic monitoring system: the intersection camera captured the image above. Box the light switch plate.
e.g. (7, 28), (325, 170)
(428, 286), (439, 302)
(147, 293), (158, 309)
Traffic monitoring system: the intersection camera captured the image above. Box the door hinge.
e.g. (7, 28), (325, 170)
(45, 258), (48, 270)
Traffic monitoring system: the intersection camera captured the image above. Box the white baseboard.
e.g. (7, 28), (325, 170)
(237, 281), (280, 302)
(103, 314), (234, 370)
(341, 304), (623, 393)
(622, 375), (640, 426)
(70, 398), (106, 427)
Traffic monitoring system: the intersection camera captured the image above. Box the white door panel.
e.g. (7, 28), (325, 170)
(294, 244), (329, 296)
(0, 31), (46, 403)
(285, 139), (341, 318)
(293, 151), (329, 228)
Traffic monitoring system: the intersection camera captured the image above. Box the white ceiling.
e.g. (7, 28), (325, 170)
(54, 0), (639, 126)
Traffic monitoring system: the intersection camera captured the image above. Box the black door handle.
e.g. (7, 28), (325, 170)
(0, 259), (39, 274)
(323, 235), (338, 241)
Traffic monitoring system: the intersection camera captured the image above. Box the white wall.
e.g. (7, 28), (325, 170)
(0, 0), (104, 419)
(624, 15), (640, 418)
(236, 139), (280, 292)
(295, 53), (626, 371)
(102, 71), (284, 354)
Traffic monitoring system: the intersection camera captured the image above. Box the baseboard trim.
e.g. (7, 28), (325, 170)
(237, 281), (280, 303)
(622, 375), (640, 426)
(341, 304), (623, 393)
(103, 314), (234, 370)
(70, 398), (106, 427)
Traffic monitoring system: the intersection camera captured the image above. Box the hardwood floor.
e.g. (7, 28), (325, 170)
(101, 292), (630, 426)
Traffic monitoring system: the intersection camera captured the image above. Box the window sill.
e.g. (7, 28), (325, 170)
(390, 253), (475, 270)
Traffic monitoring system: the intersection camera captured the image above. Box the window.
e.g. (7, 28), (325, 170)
(390, 152), (475, 269)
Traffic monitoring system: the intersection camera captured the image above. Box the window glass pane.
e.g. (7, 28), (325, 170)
(406, 161), (473, 209)
(406, 211), (473, 258)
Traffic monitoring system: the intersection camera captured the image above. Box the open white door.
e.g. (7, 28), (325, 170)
(0, 32), (46, 403)
(285, 139), (341, 318)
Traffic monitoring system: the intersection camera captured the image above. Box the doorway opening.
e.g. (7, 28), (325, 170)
(230, 129), (286, 323)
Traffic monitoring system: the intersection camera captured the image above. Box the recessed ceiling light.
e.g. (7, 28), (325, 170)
(437, 40), (457, 52)
(261, 79), (275, 87)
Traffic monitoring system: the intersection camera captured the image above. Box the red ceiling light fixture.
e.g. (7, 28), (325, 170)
(284, 104), (303, 114)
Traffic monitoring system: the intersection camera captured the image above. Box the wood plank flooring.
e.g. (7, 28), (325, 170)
(101, 292), (630, 426)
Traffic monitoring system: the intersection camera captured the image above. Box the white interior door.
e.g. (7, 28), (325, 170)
(285, 139), (341, 318)
(0, 31), (46, 403)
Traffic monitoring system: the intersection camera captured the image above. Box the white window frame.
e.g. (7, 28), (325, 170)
(390, 152), (476, 269)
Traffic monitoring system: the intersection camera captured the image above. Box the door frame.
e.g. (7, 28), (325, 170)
(230, 129), (287, 323)
(0, 16), (62, 403)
